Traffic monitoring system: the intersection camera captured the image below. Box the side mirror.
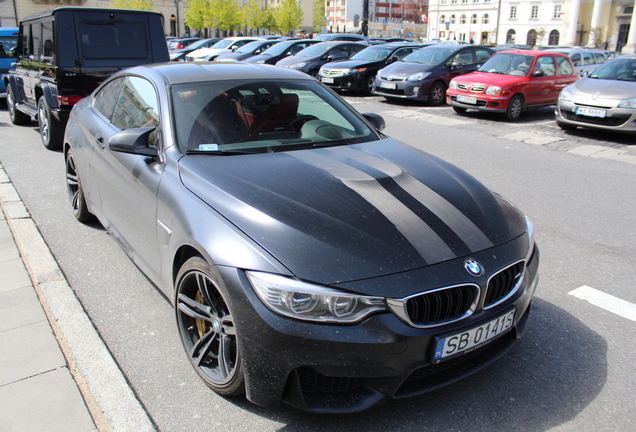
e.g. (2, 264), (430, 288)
(532, 70), (545, 78)
(108, 127), (159, 157)
(362, 112), (386, 131)
(579, 70), (589, 77)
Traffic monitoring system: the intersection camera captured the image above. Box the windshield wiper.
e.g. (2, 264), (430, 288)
(185, 149), (261, 155)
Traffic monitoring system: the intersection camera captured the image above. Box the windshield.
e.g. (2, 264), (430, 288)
(260, 41), (295, 56)
(211, 39), (234, 49)
(402, 47), (454, 64)
(589, 58), (636, 81)
(0, 34), (18, 58)
(478, 53), (534, 76)
(236, 41), (265, 54)
(294, 43), (330, 57)
(172, 79), (378, 155)
(350, 46), (395, 61)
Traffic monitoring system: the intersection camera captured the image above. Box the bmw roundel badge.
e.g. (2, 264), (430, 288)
(464, 259), (484, 277)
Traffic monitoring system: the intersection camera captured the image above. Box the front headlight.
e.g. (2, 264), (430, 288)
(407, 72), (431, 81)
(618, 97), (636, 108)
(247, 272), (386, 323)
(485, 86), (501, 95)
(560, 88), (572, 102)
(291, 62), (307, 69)
(449, 80), (457, 90)
(525, 216), (535, 261)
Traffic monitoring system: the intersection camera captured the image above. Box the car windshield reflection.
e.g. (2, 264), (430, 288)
(478, 53), (534, 76)
(589, 58), (636, 81)
(172, 80), (375, 154)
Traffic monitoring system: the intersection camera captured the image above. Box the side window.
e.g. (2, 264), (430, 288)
(453, 49), (473, 65)
(391, 48), (414, 61)
(594, 53), (606, 64)
(31, 22), (42, 59)
(330, 46), (348, 59)
(570, 53), (581, 66)
(19, 24), (31, 56)
(111, 76), (160, 131)
(348, 44), (366, 56)
(534, 56), (556, 77)
(475, 49), (492, 62)
(94, 77), (126, 120)
(42, 20), (54, 64)
(582, 53), (594, 65)
(556, 56), (574, 75)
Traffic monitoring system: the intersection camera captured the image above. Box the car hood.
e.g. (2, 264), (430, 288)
(276, 55), (312, 66)
(379, 62), (435, 79)
(178, 139), (527, 284)
(571, 77), (636, 99)
(453, 71), (526, 86)
(323, 59), (379, 69)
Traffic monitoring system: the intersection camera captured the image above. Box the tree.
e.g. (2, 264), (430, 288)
(110, 0), (155, 11)
(211, 0), (243, 34)
(273, 0), (303, 35)
(313, 0), (324, 33)
(243, 1), (273, 34)
(184, 0), (209, 34)
(589, 27), (606, 49)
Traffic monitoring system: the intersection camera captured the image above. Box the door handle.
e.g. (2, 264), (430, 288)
(96, 136), (105, 148)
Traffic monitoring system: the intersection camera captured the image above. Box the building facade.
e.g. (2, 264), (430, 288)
(427, 0), (635, 53)
(0, 0), (314, 38)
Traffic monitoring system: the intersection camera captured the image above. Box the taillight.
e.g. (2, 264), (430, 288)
(58, 96), (83, 106)
(175, 43), (183, 49)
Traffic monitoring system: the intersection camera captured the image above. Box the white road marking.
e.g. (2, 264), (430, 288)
(569, 286), (636, 322)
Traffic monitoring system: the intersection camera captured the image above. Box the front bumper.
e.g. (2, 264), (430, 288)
(446, 90), (510, 113)
(374, 77), (431, 101)
(319, 73), (365, 92)
(218, 235), (540, 413)
(555, 100), (636, 133)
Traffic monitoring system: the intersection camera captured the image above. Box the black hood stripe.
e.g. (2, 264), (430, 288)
(292, 150), (457, 264)
(331, 146), (494, 252)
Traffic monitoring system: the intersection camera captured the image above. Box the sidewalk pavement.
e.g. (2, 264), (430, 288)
(0, 163), (155, 432)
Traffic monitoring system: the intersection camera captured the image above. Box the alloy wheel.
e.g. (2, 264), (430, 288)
(176, 259), (244, 395)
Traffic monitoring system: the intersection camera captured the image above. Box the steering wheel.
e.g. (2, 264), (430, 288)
(283, 115), (318, 131)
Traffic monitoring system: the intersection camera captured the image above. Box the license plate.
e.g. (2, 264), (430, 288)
(432, 309), (516, 362)
(575, 107), (606, 118)
(380, 82), (397, 90)
(321, 77), (334, 84)
(456, 94), (477, 104)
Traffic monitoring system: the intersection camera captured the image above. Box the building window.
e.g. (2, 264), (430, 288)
(440, 15), (446, 24)
(450, 15), (456, 24)
(531, 5), (539, 19)
(461, 14), (467, 24)
(451, 0), (457, 4)
(462, 0), (468, 3)
(510, 6), (517, 19)
(548, 30), (560, 45)
(471, 14), (478, 24)
(483, 14), (489, 24)
(506, 29), (516, 44)
(526, 29), (537, 46)
(553, 5), (562, 18)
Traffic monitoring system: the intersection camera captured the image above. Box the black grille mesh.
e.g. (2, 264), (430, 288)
(484, 262), (525, 308)
(297, 367), (366, 393)
(406, 285), (477, 326)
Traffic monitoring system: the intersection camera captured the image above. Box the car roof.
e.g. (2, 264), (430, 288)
(126, 62), (316, 86)
(497, 50), (569, 57)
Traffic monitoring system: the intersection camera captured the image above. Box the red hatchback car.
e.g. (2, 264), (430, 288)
(446, 50), (578, 121)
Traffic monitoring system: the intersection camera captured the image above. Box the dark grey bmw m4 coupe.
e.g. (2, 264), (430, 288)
(63, 61), (539, 413)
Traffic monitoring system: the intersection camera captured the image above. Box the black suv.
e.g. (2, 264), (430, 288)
(5, 7), (169, 149)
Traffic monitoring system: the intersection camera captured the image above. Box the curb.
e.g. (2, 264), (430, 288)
(0, 163), (156, 432)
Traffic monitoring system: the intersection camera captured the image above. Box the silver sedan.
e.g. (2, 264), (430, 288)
(555, 55), (636, 134)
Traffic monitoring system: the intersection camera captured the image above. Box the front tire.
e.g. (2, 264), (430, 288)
(38, 97), (64, 150)
(504, 95), (523, 121)
(428, 82), (446, 106)
(7, 86), (31, 125)
(362, 74), (376, 96)
(176, 256), (245, 396)
(65, 148), (93, 223)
